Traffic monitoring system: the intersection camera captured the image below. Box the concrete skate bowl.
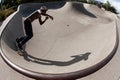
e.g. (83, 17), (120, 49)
(118, 14), (120, 19)
(0, 1), (118, 80)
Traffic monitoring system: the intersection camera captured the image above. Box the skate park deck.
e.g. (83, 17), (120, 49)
(0, 1), (119, 80)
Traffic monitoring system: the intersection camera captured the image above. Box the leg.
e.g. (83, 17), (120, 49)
(16, 19), (33, 49)
(20, 19), (33, 45)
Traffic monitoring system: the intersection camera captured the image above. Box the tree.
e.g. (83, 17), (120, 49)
(87, 0), (95, 4)
(103, 1), (111, 11)
(110, 6), (118, 14)
(78, 0), (87, 3)
(0, 0), (4, 10)
(102, 1), (118, 14)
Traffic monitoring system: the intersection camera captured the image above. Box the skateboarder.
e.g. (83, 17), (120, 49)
(16, 6), (53, 51)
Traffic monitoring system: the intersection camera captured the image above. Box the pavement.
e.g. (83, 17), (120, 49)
(0, 1), (119, 80)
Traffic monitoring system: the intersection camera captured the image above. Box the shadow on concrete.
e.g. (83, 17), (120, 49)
(72, 3), (96, 18)
(21, 51), (91, 66)
(1, 13), (24, 51)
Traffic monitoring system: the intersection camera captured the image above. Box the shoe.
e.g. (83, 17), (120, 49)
(16, 38), (20, 43)
(16, 39), (23, 50)
(18, 43), (23, 50)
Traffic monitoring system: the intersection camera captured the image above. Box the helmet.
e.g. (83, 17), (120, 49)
(40, 6), (48, 11)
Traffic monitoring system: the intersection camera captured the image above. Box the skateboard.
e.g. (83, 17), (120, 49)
(16, 42), (25, 56)
(17, 48), (25, 56)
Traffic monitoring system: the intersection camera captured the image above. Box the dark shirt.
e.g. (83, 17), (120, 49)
(26, 10), (41, 22)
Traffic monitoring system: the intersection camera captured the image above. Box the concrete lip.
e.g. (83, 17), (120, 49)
(0, 1), (118, 80)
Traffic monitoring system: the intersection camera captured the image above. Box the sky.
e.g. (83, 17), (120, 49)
(96, 0), (120, 13)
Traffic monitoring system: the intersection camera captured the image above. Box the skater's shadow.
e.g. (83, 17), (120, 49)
(22, 51), (91, 66)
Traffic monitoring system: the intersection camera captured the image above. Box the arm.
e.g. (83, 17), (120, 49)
(38, 16), (49, 25)
(42, 14), (54, 20)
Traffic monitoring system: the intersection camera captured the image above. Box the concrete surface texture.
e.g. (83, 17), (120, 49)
(0, 1), (119, 80)
(118, 14), (120, 19)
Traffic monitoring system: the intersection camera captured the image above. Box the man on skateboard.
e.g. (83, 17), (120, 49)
(16, 6), (53, 52)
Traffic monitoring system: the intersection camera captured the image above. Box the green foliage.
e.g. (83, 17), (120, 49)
(110, 6), (117, 14)
(16, 0), (32, 4)
(78, 0), (87, 3)
(102, 1), (118, 14)
(0, 8), (15, 21)
(16, 0), (23, 4)
(0, 11), (5, 21)
(87, 0), (95, 4)
(103, 1), (111, 10)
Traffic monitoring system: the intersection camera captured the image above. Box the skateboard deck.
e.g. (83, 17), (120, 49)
(16, 42), (25, 56)
(17, 48), (25, 56)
